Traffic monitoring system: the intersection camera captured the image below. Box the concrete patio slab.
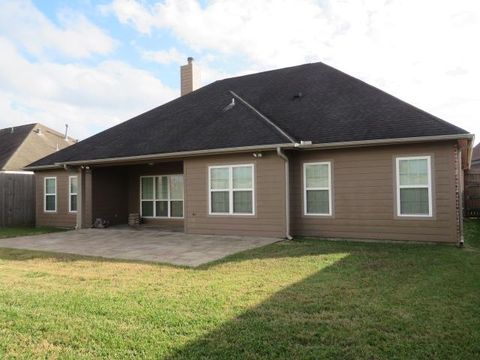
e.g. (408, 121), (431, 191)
(0, 228), (281, 267)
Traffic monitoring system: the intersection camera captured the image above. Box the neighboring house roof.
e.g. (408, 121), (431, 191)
(29, 61), (470, 168)
(470, 143), (480, 172)
(472, 143), (480, 163)
(0, 123), (76, 171)
(0, 124), (34, 170)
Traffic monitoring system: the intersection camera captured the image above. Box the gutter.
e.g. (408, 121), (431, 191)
(466, 135), (476, 168)
(23, 164), (61, 171)
(24, 143), (295, 170)
(293, 133), (474, 150)
(277, 147), (293, 240)
(0, 170), (34, 175)
(25, 134), (474, 171)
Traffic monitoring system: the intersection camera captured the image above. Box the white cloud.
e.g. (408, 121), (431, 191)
(142, 47), (186, 65)
(100, 0), (156, 34)
(0, 37), (176, 140)
(107, 0), (480, 142)
(0, 0), (116, 59)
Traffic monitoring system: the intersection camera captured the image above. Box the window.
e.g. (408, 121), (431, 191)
(44, 177), (56, 212)
(69, 176), (78, 212)
(140, 175), (184, 218)
(304, 162), (332, 216)
(396, 156), (432, 217)
(209, 164), (254, 215)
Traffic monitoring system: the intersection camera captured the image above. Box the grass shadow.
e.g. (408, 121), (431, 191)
(167, 241), (480, 359)
(166, 220), (480, 359)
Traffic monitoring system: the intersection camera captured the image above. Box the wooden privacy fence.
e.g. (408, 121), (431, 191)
(465, 173), (480, 218)
(0, 172), (35, 227)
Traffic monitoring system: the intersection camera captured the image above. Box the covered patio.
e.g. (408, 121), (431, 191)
(75, 160), (185, 231)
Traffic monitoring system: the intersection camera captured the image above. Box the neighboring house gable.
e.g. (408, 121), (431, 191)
(0, 123), (76, 171)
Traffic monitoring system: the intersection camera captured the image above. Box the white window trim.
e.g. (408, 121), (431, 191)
(303, 162), (333, 216)
(44, 176), (57, 213)
(139, 174), (184, 219)
(69, 176), (78, 213)
(208, 164), (255, 216)
(395, 155), (433, 217)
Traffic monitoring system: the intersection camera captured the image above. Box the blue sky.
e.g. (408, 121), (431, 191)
(0, 0), (478, 142)
(33, 0), (201, 89)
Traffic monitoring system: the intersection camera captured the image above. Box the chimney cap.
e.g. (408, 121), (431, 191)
(187, 56), (194, 64)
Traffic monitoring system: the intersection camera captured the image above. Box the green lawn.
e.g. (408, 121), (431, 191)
(0, 222), (479, 359)
(0, 226), (65, 239)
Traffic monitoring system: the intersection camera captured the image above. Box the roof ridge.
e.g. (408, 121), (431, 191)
(229, 90), (297, 144)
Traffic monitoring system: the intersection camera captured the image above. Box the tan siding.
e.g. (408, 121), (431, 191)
(290, 141), (459, 243)
(34, 141), (460, 242)
(35, 170), (77, 228)
(184, 151), (286, 238)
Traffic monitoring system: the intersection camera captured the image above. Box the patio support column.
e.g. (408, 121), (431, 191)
(76, 167), (83, 229)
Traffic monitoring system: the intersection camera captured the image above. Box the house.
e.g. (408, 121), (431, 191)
(0, 123), (76, 172)
(464, 143), (480, 217)
(26, 59), (474, 245)
(0, 123), (76, 226)
(469, 143), (480, 174)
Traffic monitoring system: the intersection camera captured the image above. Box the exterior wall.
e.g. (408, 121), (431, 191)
(456, 148), (464, 241)
(184, 151), (286, 238)
(34, 140), (461, 242)
(289, 141), (459, 243)
(126, 161), (184, 228)
(36, 162), (185, 229)
(35, 169), (78, 228)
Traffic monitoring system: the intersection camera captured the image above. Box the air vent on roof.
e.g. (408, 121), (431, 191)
(293, 92), (303, 100)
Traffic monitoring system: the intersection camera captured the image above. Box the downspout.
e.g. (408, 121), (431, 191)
(227, 90), (296, 240)
(277, 147), (293, 240)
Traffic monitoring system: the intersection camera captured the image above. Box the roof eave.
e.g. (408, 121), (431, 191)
(23, 164), (64, 171)
(26, 143), (295, 170)
(294, 133), (474, 150)
(26, 133), (474, 171)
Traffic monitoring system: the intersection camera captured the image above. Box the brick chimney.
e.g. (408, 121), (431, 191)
(180, 57), (200, 96)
